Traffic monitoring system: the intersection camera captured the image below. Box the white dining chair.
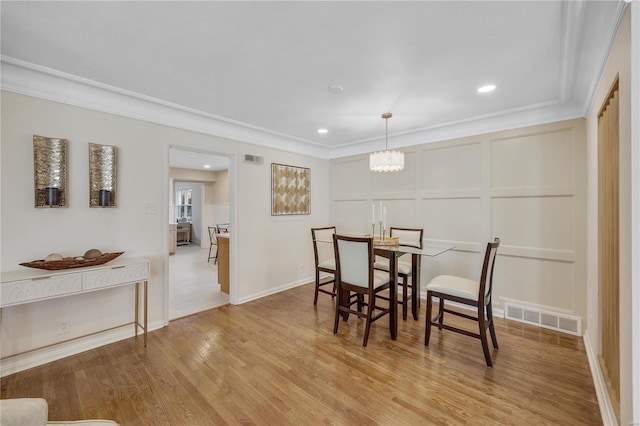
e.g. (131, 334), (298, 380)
(333, 234), (391, 346)
(374, 227), (423, 320)
(310, 226), (337, 304)
(424, 238), (500, 366)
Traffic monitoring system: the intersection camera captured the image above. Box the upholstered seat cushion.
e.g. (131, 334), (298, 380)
(373, 259), (412, 275)
(0, 398), (119, 426)
(0, 398), (48, 426)
(426, 275), (479, 301)
(318, 259), (336, 271)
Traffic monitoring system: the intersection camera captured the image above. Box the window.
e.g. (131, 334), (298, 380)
(176, 187), (192, 222)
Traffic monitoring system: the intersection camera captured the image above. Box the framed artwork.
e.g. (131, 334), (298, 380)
(271, 163), (310, 215)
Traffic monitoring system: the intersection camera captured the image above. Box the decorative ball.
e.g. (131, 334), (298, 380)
(83, 248), (102, 259)
(45, 253), (63, 262)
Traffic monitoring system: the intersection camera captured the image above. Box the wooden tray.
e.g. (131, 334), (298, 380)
(373, 237), (400, 246)
(19, 252), (124, 271)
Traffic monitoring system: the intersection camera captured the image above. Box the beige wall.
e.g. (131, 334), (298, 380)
(331, 119), (587, 320)
(585, 7), (634, 424)
(0, 91), (331, 372)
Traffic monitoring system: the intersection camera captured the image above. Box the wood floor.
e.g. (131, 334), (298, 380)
(1, 284), (601, 425)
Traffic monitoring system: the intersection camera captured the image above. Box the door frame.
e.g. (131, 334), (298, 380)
(163, 142), (238, 326)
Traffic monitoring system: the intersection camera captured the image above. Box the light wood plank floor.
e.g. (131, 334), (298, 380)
(1, 284), (601, 425)
(170, 244), (229, 320)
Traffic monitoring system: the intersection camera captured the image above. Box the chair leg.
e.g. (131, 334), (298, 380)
(487, 303), (499, 349)
(437, 297), (445, 329)
(333, 286), (342, 334)
(362, 292), (373, 347)
(208, 245), (212, 262)
(478, 311), (493, 367)
(425, 291), (433, 346)
(314, 270), (320, 305)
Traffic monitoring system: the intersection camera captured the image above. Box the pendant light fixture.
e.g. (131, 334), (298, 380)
(369, 112), (404, 172)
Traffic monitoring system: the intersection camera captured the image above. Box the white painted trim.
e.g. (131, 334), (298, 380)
(0, 57), (331, 160)
(236, 278), (311, 305)
(584, 333), (618, 426)
(0, 320), (165, 377)
(0, 56), (586, 162)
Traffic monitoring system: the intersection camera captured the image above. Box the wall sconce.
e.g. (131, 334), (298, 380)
(33, 135), (68, 208)
(89, 142), (117, 208)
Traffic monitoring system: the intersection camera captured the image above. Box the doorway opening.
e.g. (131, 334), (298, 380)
(168, 147), (231, 320)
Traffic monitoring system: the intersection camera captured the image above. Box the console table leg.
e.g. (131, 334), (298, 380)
(144, 280), (148, 347)
(135, 282), (139, 338)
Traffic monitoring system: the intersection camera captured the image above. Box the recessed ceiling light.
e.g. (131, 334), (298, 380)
(478, 84), (496, 93)
(317, 129), (328, 134)
(327, 85), (344, 95)
(203, 164), (211, 168)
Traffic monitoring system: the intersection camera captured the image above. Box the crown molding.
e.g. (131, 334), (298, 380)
(0, 56), (332, 159)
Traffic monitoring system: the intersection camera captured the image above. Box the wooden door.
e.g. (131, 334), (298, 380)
(597, 77), (619, 421)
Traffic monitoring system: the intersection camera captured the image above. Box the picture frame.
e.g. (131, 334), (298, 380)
(271, 163), (310, 215)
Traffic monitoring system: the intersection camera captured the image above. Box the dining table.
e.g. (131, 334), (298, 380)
(318, 234), (454, 340)
(372, 240), (455, 339)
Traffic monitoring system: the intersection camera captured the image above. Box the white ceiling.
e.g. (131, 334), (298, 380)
(0, 1), (627, 162)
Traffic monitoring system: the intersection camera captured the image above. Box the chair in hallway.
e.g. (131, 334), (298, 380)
(333, 234), (391, 346)
(424, 237), (500, 366)
(374, 227), (423, 320)
(310, 226), (337, 304)
(208, 226), (218, 263)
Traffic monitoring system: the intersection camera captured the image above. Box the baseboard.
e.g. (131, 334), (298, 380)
(583, 333), (618, 426)
(0, 320), (165, 377)
(236, 277), (311, 304)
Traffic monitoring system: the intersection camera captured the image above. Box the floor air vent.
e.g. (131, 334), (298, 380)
(504, 302), (581, 336)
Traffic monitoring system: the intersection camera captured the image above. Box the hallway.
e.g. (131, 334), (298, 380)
(169, 244), (229, 320)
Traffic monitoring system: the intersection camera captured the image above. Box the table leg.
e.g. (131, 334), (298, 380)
(144, 280), (148, 347)
(389, 252), (398, 340)
(412, 253), (420, 321)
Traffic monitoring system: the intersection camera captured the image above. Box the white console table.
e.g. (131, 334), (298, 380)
(0, 257), (149, 358)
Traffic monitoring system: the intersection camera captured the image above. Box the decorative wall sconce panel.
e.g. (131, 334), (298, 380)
(89, 142), (117, 208)
(33, 135), (68, 208)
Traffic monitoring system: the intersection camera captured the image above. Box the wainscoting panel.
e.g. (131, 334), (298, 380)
(331, 158), (368, 197)
(496, 255), (575, 311)
(491, 128), (575, 189)
(492, 196), (574, 251)
(422, 198), (482, 243)
(422, 142), (482, 191)
(330, 119), (586, 324)
(370, 151), (417, 194)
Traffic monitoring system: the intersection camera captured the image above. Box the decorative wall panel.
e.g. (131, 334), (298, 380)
(271, 163), (310, 215)
(33, 135), (67, 208)
(492, 196), (574, 251)
(422, 143), (481, 191)
(331, 159), (368, 197)
(89, 142), (117, 208)
(422, 198), (482, 243)
(492, 129), (574, 189)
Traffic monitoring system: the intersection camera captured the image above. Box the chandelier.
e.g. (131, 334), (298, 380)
(369, 112), (404, 172)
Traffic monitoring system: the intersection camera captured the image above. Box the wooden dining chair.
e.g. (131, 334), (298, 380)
(333, 234), (391, 346)
(207, 226), (218, 263)
(310, 226), (337, 304)
(424, 238), (500, 366)
(374, 227), (423, 320)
